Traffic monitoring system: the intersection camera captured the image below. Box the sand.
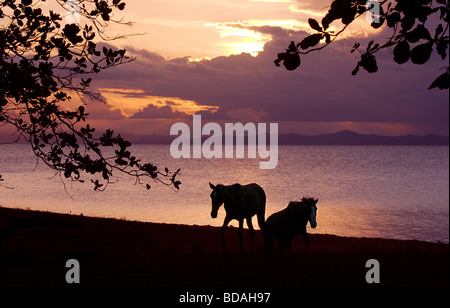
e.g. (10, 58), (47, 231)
(0, 207), (448, 288)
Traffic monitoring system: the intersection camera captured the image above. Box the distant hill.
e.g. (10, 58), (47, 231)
(1, 130), (448, 146)
(277, 130), (449, 146)
(121, 130), (449, 146)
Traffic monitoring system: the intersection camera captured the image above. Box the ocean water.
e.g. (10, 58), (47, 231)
(0, 144), (448, 243)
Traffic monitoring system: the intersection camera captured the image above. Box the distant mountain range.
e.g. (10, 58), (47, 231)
(2, 130), (448, 146)
(122, 130), (449, 146)
(277, 130), (449, 146)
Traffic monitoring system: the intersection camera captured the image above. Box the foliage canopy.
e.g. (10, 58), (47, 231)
(0, 0), (181, 191)
(275, 0), (449, 90)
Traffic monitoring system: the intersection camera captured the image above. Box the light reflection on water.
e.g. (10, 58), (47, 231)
(0, 144), (448, 243)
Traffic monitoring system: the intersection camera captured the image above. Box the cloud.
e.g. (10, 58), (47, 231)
(90, 29), (449, 136)
(226, 108), (269, 122)
(130, 103), (190, 120)
(98, 88), (146, 95)
(77, 93), (127, 120)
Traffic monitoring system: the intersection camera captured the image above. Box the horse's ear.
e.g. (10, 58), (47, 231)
(209, 182), (216, 190)
(315, 199), (319, 204)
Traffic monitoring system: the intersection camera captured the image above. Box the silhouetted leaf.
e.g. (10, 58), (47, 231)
(300, 34), (323, 50)
(359, 54), (378, 73)
(321, 14), (332, 31)
(63, 24), (83, 45)
(308, 18), (322, 32)
(284, 53), (301, 71)
(351, 64), (360, 76)
(436, 39), (448, 60)
(406, 25), (432, 43)
(173, 181), (181, 190)
(371, 16), (385, 29)
(351, 43), (360, 53)
(410, 43), (433, 65)
(64, 169), (72, 178)
(288, 41), (297, 52)
(393, 40), (410, 64)
(401, 16), (415, 31)
(434, 24), (444, 39)
(428, 71), (449, 90)
(387, 12), (401, 28)
(342, 8), (357, 25)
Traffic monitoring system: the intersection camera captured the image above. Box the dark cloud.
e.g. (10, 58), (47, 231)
(92, 29), (449, 135)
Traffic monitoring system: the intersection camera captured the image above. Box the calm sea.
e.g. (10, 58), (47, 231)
(0, 144), (448, 243)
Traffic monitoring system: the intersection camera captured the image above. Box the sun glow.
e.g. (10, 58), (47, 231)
(205, 19), (311, 56)
(205, 21), (272, 56)
(219, 41), (266, 57)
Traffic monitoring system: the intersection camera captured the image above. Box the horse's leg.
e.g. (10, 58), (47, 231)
(238, 219), (244, 254)
(287, 238), (292, 253)
(278, 242), (285, 252)
(302, 232), (310, 249)
(221, 216), (232, 255)
(246, 217), (255, 253)
(267, 234), (274, 253)
(256, 212), (266, 251)
(277, 237), (285, 252)
(264, 224), (273, 253)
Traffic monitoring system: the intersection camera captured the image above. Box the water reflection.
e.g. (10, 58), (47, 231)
(0, 144), (448, 243)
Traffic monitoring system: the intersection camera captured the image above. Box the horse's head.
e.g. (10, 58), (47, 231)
(303, 197), (318, 229)
(209, 183), (225, 218)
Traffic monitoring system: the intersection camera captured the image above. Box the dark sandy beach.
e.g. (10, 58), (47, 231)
(0, 207), (448, 288)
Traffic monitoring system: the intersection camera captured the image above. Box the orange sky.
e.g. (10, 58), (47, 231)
(105, 0), (382, 59)
(33, 0), (449, 137)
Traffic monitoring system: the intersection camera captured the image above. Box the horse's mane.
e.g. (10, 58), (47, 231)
(287, 197), (317, 211)
(215, 184), (241, 190)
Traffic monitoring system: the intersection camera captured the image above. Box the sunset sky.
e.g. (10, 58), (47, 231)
(38, 0), (450, 137)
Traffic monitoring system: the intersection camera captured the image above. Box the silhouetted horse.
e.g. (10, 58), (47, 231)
(265, 197), (318, 252)
(209, 183), (266, 254)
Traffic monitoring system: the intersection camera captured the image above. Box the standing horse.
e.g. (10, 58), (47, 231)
(265, 197), (318, 252)
(209, 183), (266, 254)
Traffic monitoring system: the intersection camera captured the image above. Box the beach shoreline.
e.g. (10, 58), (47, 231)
(0, 207), (448, 288)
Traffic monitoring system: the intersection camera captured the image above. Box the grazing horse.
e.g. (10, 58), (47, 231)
(209, 183), (266, 254)
(265, 197), (318, 252)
